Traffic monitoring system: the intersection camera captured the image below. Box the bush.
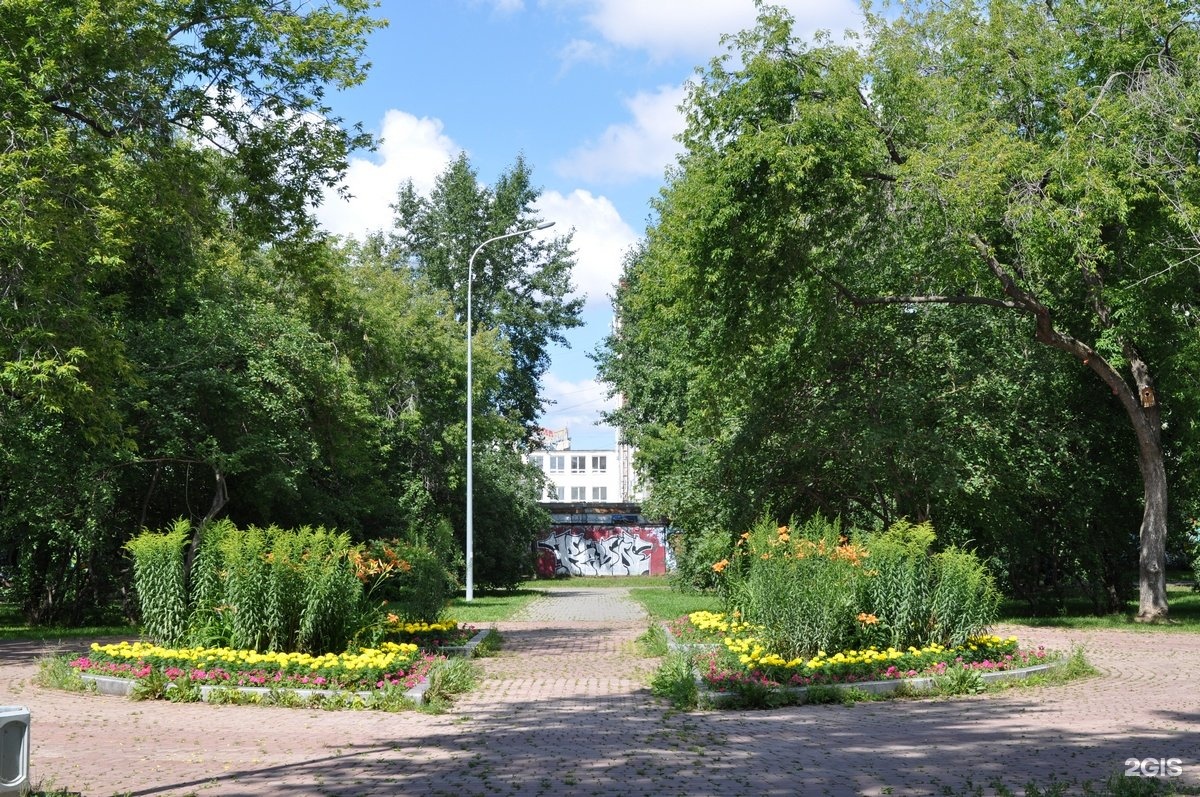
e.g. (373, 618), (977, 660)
(358, 539), (456, 624)
(714, 514), (1000, 658)
(722, 514), (866, 658)
(669, 525), (733, 594)
(128, 520), (374, 654)
(124, 520), (189, 645)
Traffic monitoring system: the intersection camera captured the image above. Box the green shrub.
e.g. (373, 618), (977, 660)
(714, 514), (1000, 658)
(860, 520), (936, 649)
(650, 651), (698, 710)
(125, 520), (189, 645)
(928, 546), (1001, 647)
(723, 514), (865, 658)
(130, 521), (375, 655)
(361, 539), (456, 623)
(669, 526), (734, 594)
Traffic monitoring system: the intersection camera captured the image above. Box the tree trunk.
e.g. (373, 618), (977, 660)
(1130, 406), (1169, 621)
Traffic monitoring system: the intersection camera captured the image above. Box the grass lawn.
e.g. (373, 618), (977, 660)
(0, 603), (134, 642)
(627, 587), (721, 620)
(1002, 584), (1200, 631)
(446, 589), (545, 624)
(522, 575), (673, 589)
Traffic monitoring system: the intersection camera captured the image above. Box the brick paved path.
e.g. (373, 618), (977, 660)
(1, 587), (1198, 795)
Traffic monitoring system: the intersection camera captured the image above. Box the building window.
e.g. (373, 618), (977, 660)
(591, 455), (607, 473)
(570, 486), (587, 500)
(592, 486), (607, 501)
(547, 485), (564, 501)
(530, 455), (543, 471)
(548, 455), (565, 473)
(570, 455), (586, 473)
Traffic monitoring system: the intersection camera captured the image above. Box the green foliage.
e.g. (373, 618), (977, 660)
(650, 652), (698, 710)
(861, 520), (936, 649)
(635, 625), (669, 658)
(466, 449), (550, 591)
(362, 538), (456, 624)
(598, 0), (1199, 617)
(724, 515), (865, 657)
(934, 666), (986, 696)
(929, 547), (1003, 647)
(132, 521), (372, 654)
(389, 153), (583, 434)
(669, 526), (734, 594)
(422, 658), (478, 707)
(717, 514), (999, 657)
(124, 522), (189, 645)
(34, 656), (87, 692)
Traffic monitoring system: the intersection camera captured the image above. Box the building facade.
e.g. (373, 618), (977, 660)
(527, 428), (645, 504)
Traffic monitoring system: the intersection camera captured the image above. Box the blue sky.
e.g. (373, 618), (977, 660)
(315, 0), (864, 449)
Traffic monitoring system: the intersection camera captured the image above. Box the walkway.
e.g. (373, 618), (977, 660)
(1, 587), (1198, 795)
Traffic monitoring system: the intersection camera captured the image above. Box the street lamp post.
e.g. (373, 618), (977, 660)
(466, 220), (554, 601)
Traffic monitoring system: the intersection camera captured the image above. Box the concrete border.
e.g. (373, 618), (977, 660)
(697, 662), (1062, 707)
(435, 627), (492, 658)
(81, 673), (429, 704)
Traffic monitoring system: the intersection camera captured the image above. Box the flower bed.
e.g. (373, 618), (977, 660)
(382, 617), (479, 649)
(71, 640), (438, 693)
(668, 611), (1057, 695)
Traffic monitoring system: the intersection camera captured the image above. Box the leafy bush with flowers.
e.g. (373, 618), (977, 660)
(69, 639), (439, 693)
(126, 521), (459, 656)
(713, 514), (1000, 659)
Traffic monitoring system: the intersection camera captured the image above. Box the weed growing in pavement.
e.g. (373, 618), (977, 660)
(35, 656), (87, 692)
(650, 651), (698, 710)
(636, 625), (669, 657)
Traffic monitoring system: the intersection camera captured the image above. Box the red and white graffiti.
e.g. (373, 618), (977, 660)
(536, 526), (673, 577)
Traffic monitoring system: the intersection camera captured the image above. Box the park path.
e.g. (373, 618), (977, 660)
(0, 587), (1196, 795)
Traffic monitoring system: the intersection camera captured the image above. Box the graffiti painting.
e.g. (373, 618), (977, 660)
(535, 526), (674, 577)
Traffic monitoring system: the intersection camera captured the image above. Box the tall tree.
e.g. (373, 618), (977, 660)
(603, 0), (1200, 620)
(0, 0), (383, 620)
(389, 153), (584, 436)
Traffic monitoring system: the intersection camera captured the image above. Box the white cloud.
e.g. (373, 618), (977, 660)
(538, 371), (618, 446)
(558, 37), (610, 72)
(536, 189), (638, 310)
(574, 0), (863, 61)
(556, 84), (686, 184)
(316, 110), (459, 238)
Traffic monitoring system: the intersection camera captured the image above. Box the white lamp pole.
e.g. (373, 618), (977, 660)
(466, 220), (555, 601)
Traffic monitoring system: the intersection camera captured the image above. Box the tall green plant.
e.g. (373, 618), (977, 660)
(928, 547), (1001, 646)
(297, 529), (362, 654)
(125, 521), (189, 645)
(862, 520), (936, 649)
(724, 514), (867, 658)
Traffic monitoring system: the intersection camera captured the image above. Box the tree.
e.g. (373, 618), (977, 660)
(0, 0), (384, 620)
(602, 1), (1200, 619)
(389, 153), (584, 435)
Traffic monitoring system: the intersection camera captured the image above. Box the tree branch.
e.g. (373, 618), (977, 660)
(47, 103), (115, 138)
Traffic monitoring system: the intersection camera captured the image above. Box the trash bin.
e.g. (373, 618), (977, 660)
(0, 706), (29, 796)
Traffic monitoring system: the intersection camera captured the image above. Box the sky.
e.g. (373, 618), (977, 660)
(315, 0), (865, 449)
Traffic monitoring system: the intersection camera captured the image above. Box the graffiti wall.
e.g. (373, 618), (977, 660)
(535, 526), (674, 577)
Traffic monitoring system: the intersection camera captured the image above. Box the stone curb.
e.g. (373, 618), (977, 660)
(436, 628), (491, 658)
(697, 662), (1062, 706)
(81, 673), (429, 704)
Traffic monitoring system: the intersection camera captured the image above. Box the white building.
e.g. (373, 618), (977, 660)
(527, 428), (645, 504)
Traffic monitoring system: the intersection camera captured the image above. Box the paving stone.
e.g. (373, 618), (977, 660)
(1, 591), (1197, 795)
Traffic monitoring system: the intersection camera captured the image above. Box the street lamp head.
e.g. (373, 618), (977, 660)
(536, 221), (555, 230)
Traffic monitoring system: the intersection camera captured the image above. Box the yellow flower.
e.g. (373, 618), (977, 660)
(712, 559), (729, 573)
(856, 612), (879, 625)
